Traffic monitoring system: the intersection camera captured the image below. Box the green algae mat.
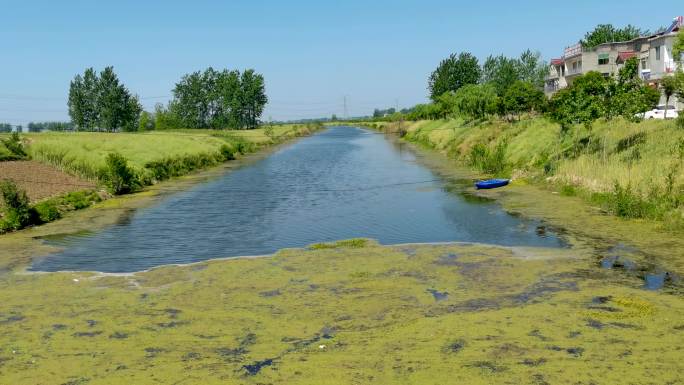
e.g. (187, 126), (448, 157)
(1, 240), (683, 384)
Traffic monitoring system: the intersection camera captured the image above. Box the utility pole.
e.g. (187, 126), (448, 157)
(343, 96), (348, 120)
(395, 98), (399, 112)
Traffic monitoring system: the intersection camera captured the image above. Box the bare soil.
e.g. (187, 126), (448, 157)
(0, 160), (96, 202)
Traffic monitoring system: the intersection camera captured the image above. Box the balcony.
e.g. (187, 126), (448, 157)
(566, 66), (583, 76)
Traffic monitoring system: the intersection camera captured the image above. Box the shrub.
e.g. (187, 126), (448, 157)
(104, 153), (140, 195)
(62, 190), (101, 210)
(232, 139), (255, 155)
(1, 132), (27, 158)
(29, 190), (100, 225)
(609, 182), (647, 218)
(33, 200), (61, 223)
(0, 180), (33, 231)
(219, 145), (236, 161)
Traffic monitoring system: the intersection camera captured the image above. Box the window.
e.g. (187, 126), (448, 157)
(598, 53), (609, 65)
(655, 46), (661, 60)
(641, 59), (647, 70)
(598, 58), (609, 65)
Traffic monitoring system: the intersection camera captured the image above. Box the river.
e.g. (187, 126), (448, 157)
(31, 126), (565, 272)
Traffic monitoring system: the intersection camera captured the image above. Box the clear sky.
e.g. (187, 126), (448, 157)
(1, 0), (681, 124)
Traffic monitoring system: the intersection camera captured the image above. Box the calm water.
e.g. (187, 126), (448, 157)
(31, 126), (565, 272)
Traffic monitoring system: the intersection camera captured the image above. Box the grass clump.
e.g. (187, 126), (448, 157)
(469, 140), (509, 176)
(309, 238), (369, 250)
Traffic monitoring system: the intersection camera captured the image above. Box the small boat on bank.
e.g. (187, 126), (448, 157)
(475, 179), (510, 190)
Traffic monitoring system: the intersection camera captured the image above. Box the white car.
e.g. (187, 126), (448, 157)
(642, 105), (679, 119)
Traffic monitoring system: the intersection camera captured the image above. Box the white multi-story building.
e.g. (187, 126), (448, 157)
(545, 16), (683, 109)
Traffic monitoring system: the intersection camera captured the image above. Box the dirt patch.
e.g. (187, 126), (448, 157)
(0, 161), (95, 202)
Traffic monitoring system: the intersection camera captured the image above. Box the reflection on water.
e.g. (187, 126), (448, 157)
(31, 126), (565, 273)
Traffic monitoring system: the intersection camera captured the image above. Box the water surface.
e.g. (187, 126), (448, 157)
(32, 126), (564, 272)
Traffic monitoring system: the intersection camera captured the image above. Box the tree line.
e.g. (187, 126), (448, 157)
(391, 48), (548, 122)
(67, 67), (267, 132)
(155, 68), (267, 130)
(374, 25), (684, 128)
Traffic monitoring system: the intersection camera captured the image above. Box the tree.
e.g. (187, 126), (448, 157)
(240, 69), (268, 129)
(549, 72), (607, 128)
(581, 24), (645, 49)
(481, 50), (547, 96)
(673, 29), (684, 62)
(428, 52), (481, 101)
(502, 81), (545, 120)
(481, 55), (520, 96)
(661, 76), (678, 119)
(435, 92), (459, 119)
(68, 67), (99, 130)
(172, 70), (212, 129)
(154, 103), (182, 130)
(139, 111), (156, 131)
(171, 68), (268, 129)
(516, 50), (547, 88)
(607, 58), (659, 121)
(454, 84), (499, 120)
(68, 67), (141, 132)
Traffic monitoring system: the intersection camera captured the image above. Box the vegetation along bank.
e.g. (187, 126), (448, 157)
(358, 24), (684, 230)
(0, 123), (322, 234)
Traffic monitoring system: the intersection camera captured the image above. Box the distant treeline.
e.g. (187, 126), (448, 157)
(67, 66), (267, 132)
(27, 122), (75, 132)
(0, 123), (12, 133)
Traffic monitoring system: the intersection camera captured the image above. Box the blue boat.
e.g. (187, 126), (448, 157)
(475, 179), (510, 190)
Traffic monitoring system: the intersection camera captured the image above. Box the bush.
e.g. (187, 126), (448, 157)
(104, 153), (140, 195)
(33, 200), (61, 223)
(232, 139), (256, 155)
(0, 132), (27, 158)
(0, 180), (33, 232)
(219, 145), (236, 161)
(62, 190), (101, 210)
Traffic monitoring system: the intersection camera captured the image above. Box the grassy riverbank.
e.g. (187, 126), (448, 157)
(0, 124), (320, 233)
(367, 118), (684, 229)
(21, 124), (317, 181)
(0, 240), (682, 384)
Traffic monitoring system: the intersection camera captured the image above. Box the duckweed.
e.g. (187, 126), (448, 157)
(0, 241), (682, 384)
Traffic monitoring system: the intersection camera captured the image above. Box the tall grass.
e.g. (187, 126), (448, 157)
(23, 124), (317, 183)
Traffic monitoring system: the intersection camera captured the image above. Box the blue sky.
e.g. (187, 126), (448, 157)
(1, 0), (681, 124)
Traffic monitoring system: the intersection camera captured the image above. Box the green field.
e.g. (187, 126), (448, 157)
(20, 125), (314, 181)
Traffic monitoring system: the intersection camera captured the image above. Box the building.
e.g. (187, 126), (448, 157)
(545, 16), (683, 109)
